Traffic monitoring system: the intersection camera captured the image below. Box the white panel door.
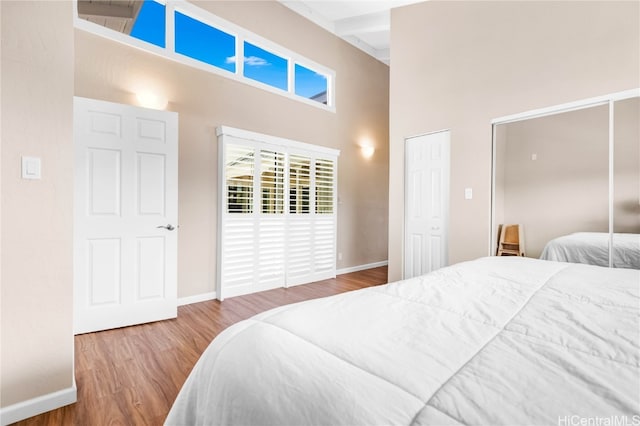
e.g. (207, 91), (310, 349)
(74, 97), (178, 334)
(404, 131), (450, 279)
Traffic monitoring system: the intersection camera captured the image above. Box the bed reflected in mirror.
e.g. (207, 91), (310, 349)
(492, 94), (639, 269)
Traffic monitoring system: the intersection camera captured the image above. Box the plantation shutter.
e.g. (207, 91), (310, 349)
(314, 158), (335, 274)
(258, 150), (286, 287)
(287, 154), (313, 285)
(217, 127), (339, 300)
(221, 144), (255, 296)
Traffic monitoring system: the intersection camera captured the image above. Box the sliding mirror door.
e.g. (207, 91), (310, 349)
(493, 104), (610, 263)
(493, 92), (640, 269)
(613, 97), (640, 268)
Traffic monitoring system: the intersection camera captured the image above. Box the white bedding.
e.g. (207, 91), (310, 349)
(540, 232), (640, 269)
(166, 257), (640, 426)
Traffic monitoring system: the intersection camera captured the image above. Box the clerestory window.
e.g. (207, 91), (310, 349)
(75, 0), (335, 110)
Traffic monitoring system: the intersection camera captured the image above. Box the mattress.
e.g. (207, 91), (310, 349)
(540, 232), (640, 269)
(165, 256), (640, 425)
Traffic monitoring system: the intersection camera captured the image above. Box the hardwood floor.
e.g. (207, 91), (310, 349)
(14, 266), (388, 426)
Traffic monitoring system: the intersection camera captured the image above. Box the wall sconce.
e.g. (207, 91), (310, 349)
(136, 91), (168, 110)
(361, 145), (375, 159)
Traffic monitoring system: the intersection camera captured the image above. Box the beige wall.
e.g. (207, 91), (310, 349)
(75, 0), (390, 298)
(1, 0), (75, 409)
(389, 1), (640, 281)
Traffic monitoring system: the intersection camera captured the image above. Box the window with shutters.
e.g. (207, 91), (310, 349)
(217, 126), (339, 300)
(315, 158), (334, 214)
(225, 145), (254, 214)
(260, 150), (285, 214)
(289, 155), (311, 214)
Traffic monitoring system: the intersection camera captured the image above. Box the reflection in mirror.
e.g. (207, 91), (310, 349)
(613, 97), (640, 268)
(493, 104), (610, 262)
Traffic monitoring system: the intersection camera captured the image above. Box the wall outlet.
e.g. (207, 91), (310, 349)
(338, 252), (343, 261)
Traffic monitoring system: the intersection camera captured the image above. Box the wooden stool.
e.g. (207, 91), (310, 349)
(497, 224), (525, 256)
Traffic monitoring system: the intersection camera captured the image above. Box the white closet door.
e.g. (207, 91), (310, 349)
(404, 130), (450, 279)
(74, 97), (178, 334)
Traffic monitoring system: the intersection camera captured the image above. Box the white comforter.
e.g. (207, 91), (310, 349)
(540, 232), (640, 269)
(166, 257), (640, 426)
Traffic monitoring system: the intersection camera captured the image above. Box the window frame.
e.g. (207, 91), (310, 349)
(73, 0), (336, 112)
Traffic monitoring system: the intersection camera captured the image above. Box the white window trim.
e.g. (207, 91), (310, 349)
(73, 0), (336, 112)
(216, 126), (340, 157)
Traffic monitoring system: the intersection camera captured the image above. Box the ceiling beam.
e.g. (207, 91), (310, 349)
(77, 1), (136, 20)
(334, 10), (389, 37)
(279, 1), (335, 33)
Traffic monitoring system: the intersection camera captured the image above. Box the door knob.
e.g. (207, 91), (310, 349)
(157, 224), (176, 231)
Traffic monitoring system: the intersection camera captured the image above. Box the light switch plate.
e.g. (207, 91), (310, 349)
(464, 187), (473, 200)
(22, 156), (41, 180)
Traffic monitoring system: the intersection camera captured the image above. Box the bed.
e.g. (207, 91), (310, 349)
(540, 232), (640, 269)
(165, 257), (640, 425)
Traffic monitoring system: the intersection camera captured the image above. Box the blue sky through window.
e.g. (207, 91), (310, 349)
(175, 11), (235, 72)
(295, 64), (328, 103)
(126, 0), (331, 107)
(130, 0), (165, 48)
(243, 42), (288, 91)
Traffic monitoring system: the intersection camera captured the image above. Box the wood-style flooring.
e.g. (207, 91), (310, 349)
(14, 266), (388, 426)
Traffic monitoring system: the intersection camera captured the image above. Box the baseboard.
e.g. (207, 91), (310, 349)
(177, 262), (388, 307)
(337, 260), (388, 275)
(177, 291), (217, 306)
(0, 384), (77, 426)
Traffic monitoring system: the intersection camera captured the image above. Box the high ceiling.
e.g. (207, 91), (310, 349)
(280, 0), (424, 65)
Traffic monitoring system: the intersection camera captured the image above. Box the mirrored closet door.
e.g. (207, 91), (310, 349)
(492, 90), (639, 269)
(612, 96), (640, 268)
